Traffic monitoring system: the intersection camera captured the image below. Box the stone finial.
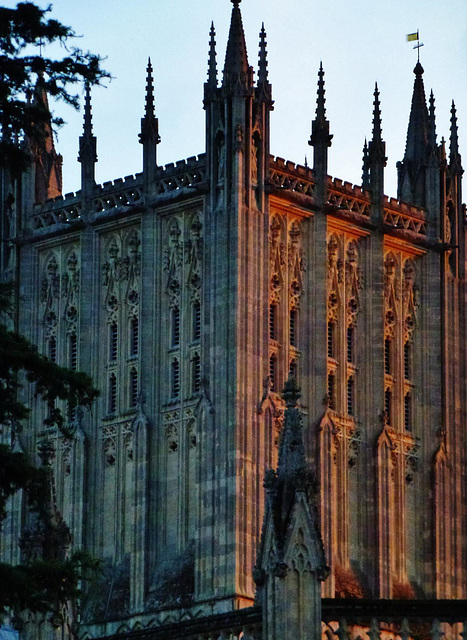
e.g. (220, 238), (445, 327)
(258, 23), (268, 85)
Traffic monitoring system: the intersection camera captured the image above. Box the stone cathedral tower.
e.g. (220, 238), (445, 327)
(0, 1), (466, 638)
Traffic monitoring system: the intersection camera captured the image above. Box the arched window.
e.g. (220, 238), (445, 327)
(108, 374), (117, 414)
(192, 301), (201, 342)
(384, 388), (392, 424)
(269, 304), (277, 341)
(171, 359), (180, 398)
(384, 338), (391, 375)
(69, 333), (77, 370)
(171, 307), (180, 347)
(347, 326), (354, 363)
(192, 353), (201, 393)
(48, 336), (57, 363)
(130, 368), (138, 407)
(289, 358), (298, 381)
(327, 373), (336, 410)
(109, 322), (118, 361)
(327, 322), (335, 359)
(269, 355), (277, 392)
(130, 316), (139, 357)
(290, 309), (297, 347)
(404, 393), (412, 430)
(347, 376), (354, 415)
(404, 341), (411, 380)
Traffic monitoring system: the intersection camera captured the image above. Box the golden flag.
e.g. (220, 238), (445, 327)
(407, 32), (418, 42)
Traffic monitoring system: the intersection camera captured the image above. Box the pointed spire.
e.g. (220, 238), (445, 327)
(207, 22), (218, 88)
(144, 58), (155, 119)
(32, 73), (62, 204)
(83, 82), (93, 139)
(403, 62), (430, 166)
(449, 100), (462, 172)
(362, 138), (370, 189)
(223, 0), (250, 94)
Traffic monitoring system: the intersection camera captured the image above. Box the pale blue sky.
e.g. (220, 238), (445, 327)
(7, 0), (467, 198)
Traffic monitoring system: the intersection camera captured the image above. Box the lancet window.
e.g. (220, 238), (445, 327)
(69, 333), (77, 370)
(289, 309), (297, 347)
(130, 368), (138, 407)
(192, 301), (201, 342)
(130, 316), (139, 357)
(192, 353), (201, 393)
(383, 253), (417, 431)
(108, 374), (117, 414)
(48, 336), (57, 363)
(171, 359), (180, 399)
(109, 322), (118, 361)
(326, 235), (361, 417)
(171, 307), (180, 347)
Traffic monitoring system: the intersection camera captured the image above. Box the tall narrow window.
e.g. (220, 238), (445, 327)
(269, 355), (277, 392)
(327, 322), (335, 359)
(192, 301), (201, 342)
(171, 359), (180, 398)
(384, 338), (391, 375)
(108, 374), (117, 414)
(347, 376), (354, 415)
(289, 359), (298, 381)
(130, 316), (139, 357)
(290, 309), (297, 346)
(192, 353), (201, 393)
(384, 388), (392, 424)
(404, 393), (412, 430)
(172, 307), (180, 347)
(347, 326), (354, 363)
(327, 374), (336, 410)
(109, 322), (118, 361)
(130, 368), (138, 407)
(404, 342), (411, 380)
(269, 304), (277, 341)
(69, 333), (77, 370)
(49, 336), (57, 363)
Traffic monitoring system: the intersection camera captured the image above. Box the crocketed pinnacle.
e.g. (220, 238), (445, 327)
(258, 23), (268, 86)
(372, 83), (382, 143)
(315, 62), (326, 124)
(83, 82), (93, 139)
(223, 0), (249, 92)
(139, 58), (160, 146)
(145, 58), (155, 119)
(449, 100), (462, 171)
(309, 63), (332, 149)
(403, 61), (430, 166)
(207, 22), (217, 87)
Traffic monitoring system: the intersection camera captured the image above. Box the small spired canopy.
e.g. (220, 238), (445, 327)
(223, 0), (251, 92)
(255, 376), (328, 577)
(449, 100), (462, 172)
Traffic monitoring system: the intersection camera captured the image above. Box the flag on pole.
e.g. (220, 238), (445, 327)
(407, 32), (418, 42)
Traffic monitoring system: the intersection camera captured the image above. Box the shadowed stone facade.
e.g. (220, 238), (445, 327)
(0, 1), (466, 639)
